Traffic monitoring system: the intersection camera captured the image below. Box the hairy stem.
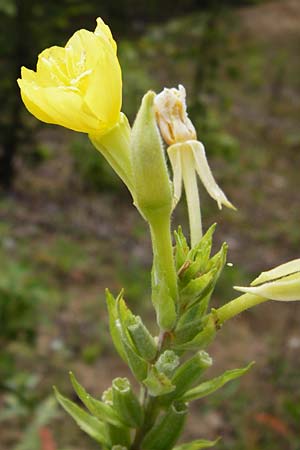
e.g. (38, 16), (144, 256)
(149, 208), (178, 303)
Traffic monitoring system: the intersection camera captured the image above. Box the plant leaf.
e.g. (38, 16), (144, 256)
(69, 372), (125, 427)
(54, 387), (110, 447)
(181, 362), (254, 402)
(174, 437), (220, 450)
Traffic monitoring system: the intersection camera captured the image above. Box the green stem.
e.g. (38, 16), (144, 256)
(181, 147), (202, 247)
(149, 209), (178, 303)
(216, 293), (267, 325)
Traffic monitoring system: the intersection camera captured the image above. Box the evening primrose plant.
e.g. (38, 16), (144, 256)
(18, 18), (300, 450)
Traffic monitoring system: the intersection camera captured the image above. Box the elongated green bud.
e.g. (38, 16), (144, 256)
(131, 91), (172, 221)
(112, 378), (143, 428)
(166, 351), (212, 402)
(142, 402), (187, 450)
(127, 316), (157, 361)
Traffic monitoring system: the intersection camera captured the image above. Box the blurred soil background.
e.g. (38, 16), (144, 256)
(0, 0), (300, 449)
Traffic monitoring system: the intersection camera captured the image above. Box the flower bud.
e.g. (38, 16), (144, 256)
(235, 258), (300, 301)
(131, 90), (172, 221)
(112, 377), (143, 428)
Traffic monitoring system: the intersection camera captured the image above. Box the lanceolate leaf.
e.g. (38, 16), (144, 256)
(106, 289), (127, 362)
(181, 362), (255, 402)
(174, 437), (220, 450)
(54, 387), (111, 447)
(69, 372), (125, 428)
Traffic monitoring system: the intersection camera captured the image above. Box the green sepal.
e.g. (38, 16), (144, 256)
(143, 366), (175, 396)
(106, 289), (127, 362)
(112, 377), (144, 428)
(174, 226), (190, 271)
(69, 372), (125, 428)
(174, 437), (220, 450)
(128, 316), (157, 361)
(142, 402), (188, 450)
(173, 314), (216, 352)
(155, 350), (180, 377)
(164, 351), (212, 403)
(108, 424), (131, 448)
(179, 270), (216, 310)
(54, 387), (110, 447)
(112, 446), (128, 450)
(181, 362), (255, 402)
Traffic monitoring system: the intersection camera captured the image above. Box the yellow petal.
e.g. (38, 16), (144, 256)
(18, 80), (102, 133)
(18, 79), (54, 123)
(21, 66), (38, 83)
(36, 46), (69, 87)
(94, 17), (117, 54)
(65, 29), (103, 74)
(84, 48), (122, 126)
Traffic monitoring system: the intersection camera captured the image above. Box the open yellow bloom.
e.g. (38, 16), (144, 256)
(17, 18), (122, 135)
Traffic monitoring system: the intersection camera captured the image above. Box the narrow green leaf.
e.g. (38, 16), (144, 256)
(183, 224), (216, 280)
(69, 372), (125, 427)
(179, 271), (215, 310)
(174, 226), (190, 271)
(106, 289), (127, 362)
(174, 437), (220, 450)
(122, 337), (148, 382)
(54, 387), (110, 447)
(181, 362), (255, 402)
(173, 315), (216, 351)
(106, 291), (148, 382)
(128, 315), (157, 361)
(174, 303), (208, 344)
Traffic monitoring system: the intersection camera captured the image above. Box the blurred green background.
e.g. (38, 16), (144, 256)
(0, 0), (300, 449)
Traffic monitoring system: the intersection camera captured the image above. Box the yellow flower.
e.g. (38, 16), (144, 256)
(17, 18), (122, 135)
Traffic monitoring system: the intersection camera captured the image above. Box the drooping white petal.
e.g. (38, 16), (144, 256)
(180, 143), (202, 246)
(167, 143), (183, 207)
(190, 140), (236, 210)
(234, 272), (300, 301)
(251, 258), (300, 286)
